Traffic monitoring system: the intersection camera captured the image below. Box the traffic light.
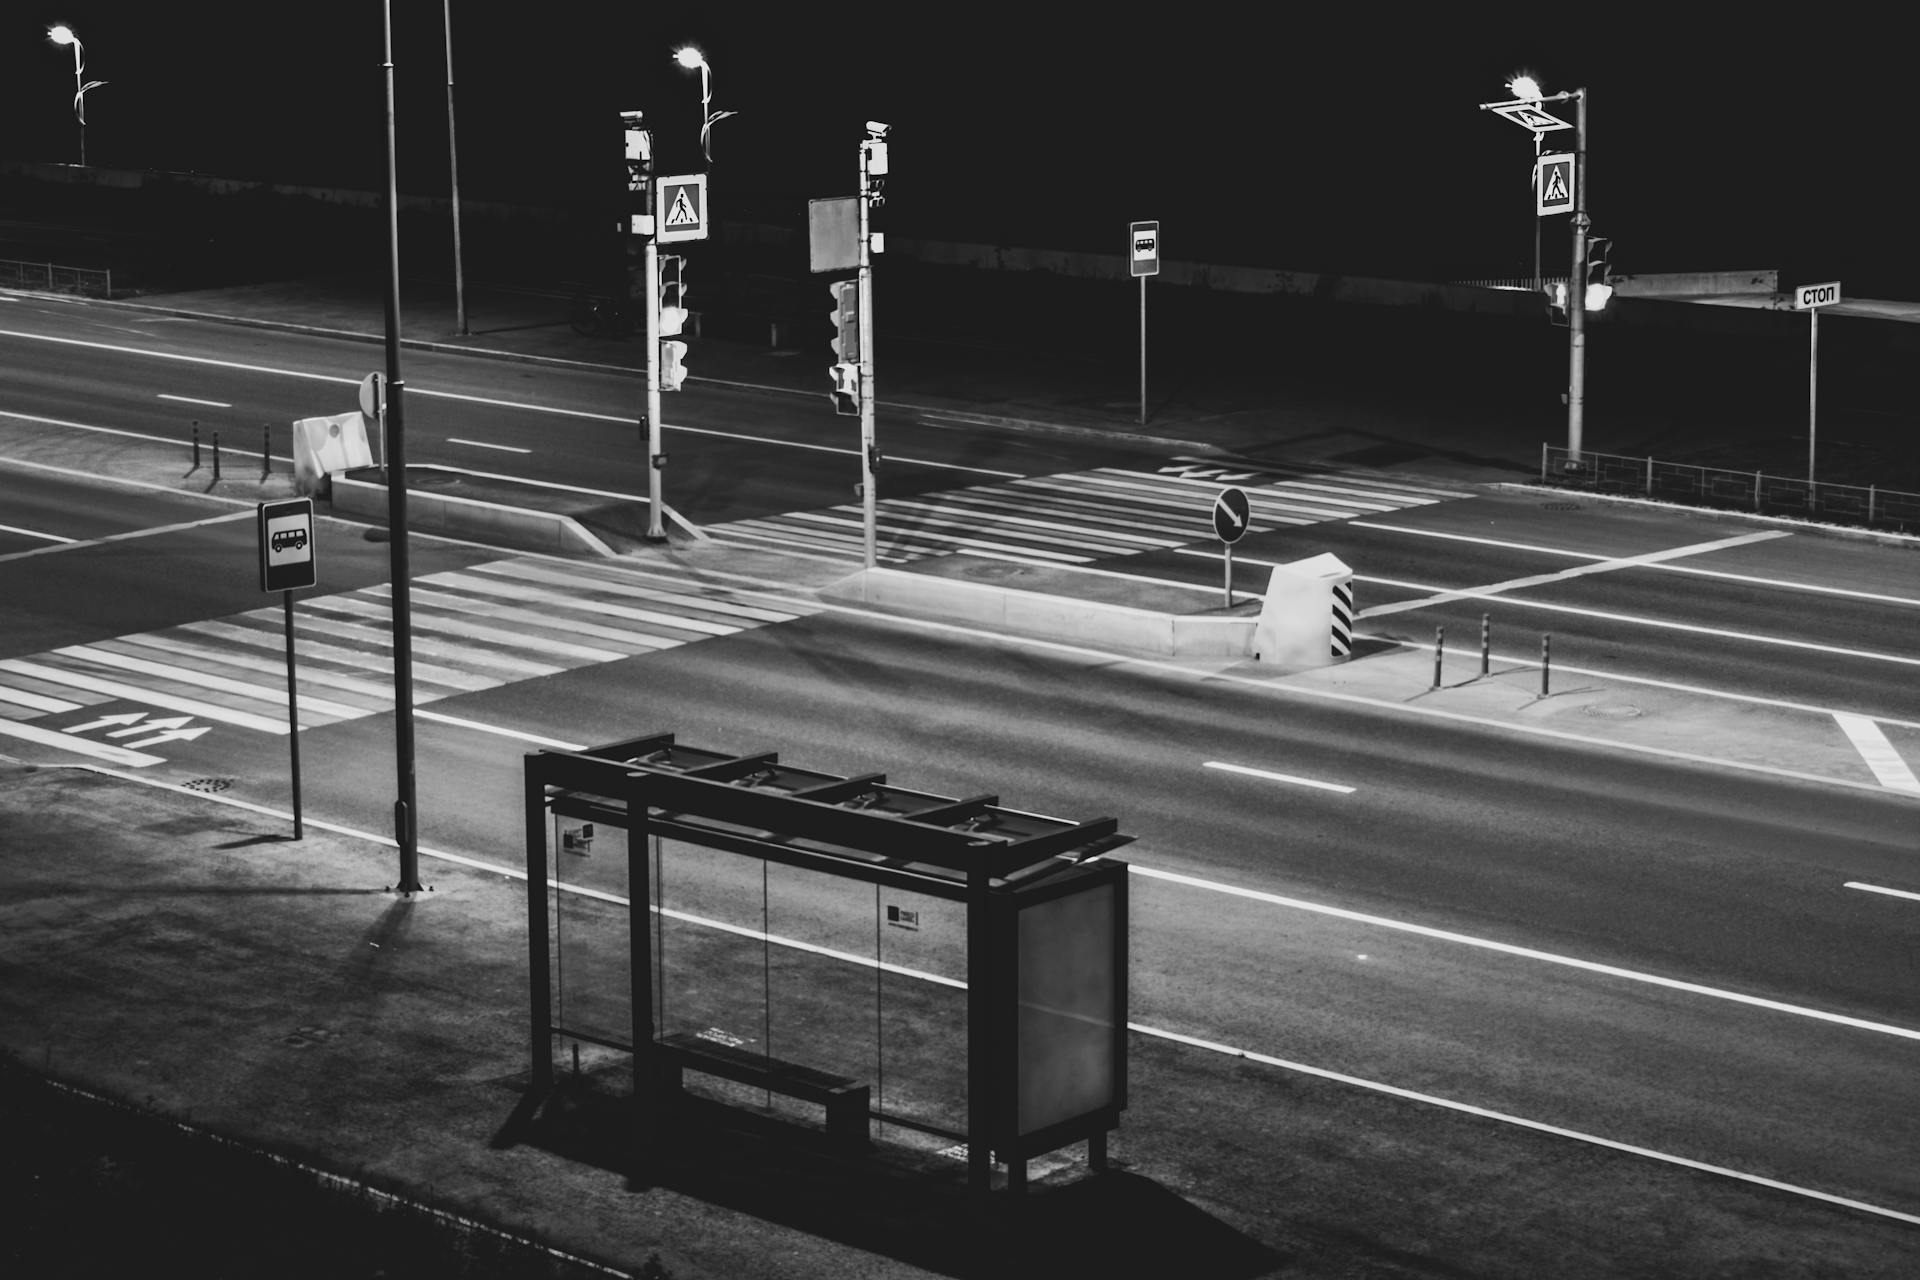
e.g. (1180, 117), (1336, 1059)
(1584, 236), (1614, 311)
(1544, 280), (1569, 327)
(660, 340), (688, 391)
(659, 254), (687, 337)
(829, 362), (859, 415)
(827, 279), (861, 364)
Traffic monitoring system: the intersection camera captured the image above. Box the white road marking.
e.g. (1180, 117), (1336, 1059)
(1129, 1023), (1920, 1229)
(1357, 573), (1920, 669)
(1833, 714), (1920, 794)
(0, 521), (73, 543)
(157, 393), (232, 408)
(1352, 520), (1920, 608)
(1205, 760), (1355, 794)
(446, 437), (531, 453)
(0, 720), (164, 766)
(1846, 882), (1920, 903)
(0, 685), (80, 714)
(63, 760), (1920, 1231)
(0, 658), (292, 733)
(0, 331), (1018, 477)
(1361, 530), (1791, 618)
(1128, 862), (1920, 1041)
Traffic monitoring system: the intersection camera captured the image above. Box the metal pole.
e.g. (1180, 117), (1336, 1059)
(1807, 307), (1819, 485)
(442, 0), (468, 336)
(1432, 626), (1444, 690)
(645, 236), (664, 539)
(73, 42), (85, 167)
(1480, 613), (1490, 676)
(213, 432), (221, 481)
(1541, 633), (1551, 697)
(1223, 542), (1233, 609)
(1138, 274), (1147, 425)
(859, 138), (878, 570)
(382, 0), (422, 895)
(261, 426), (271, 480)
(283, 590), (304, 841)
(1566, 87), (1589, 467)
(1531, 133), (1542, 293)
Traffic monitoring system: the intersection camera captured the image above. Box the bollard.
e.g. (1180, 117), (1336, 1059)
(1541, 633), (1551, 697)
(190, 421), (201, 472)
(261, 426), (271, 480)
(1432, 626), (1444, 690)
(1480, 613), (1490, 677)
(212, 431), (221, 481)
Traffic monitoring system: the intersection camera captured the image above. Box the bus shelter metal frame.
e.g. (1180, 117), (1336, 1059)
(524, 731), (1133, 1194)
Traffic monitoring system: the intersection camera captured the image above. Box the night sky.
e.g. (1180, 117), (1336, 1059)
(2, 5), (1906, 293)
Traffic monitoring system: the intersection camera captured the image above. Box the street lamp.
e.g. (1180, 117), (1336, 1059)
(47, 24), (107, 166)
(672, 46), (738, 164)
(1505, 74), (1546, 291)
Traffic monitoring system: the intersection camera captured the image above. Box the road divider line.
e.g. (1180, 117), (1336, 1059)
(1127, 861), (1920, 1041)
(1833, 713), (1920, 794)
(1361, 530), (1791, 618)
(1845, 882), (1920, 903)
(1129, 1022), (1920, 1229)
(1355, 573), (1920, 669)
(447, 438), (531, 454)
(0, 521), (74, 544)
(1352, 520), (1920, 607)
(52, 761), (1920, 1232)
(1205, 760), (1355, 794)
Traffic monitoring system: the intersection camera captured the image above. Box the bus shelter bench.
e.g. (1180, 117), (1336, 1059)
(654, 1031), (870, 1147)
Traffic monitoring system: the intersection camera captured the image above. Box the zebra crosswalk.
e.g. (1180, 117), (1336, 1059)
(0, 555), (819, 766)
(702, 463), (1472, 566)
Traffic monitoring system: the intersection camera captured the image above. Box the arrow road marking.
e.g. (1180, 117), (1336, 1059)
(108, 714), (192, 737)
(122, 725), (213, 750)
(64, 711), (147, 735)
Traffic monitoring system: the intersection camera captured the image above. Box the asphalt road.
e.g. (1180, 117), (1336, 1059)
(3, 302), (1918, 1261)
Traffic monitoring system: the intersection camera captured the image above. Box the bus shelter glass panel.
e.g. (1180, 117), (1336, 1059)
(874, 886), (970, 1139)
(549, 814), (632, 1049)
(651, 836), (773, 1051)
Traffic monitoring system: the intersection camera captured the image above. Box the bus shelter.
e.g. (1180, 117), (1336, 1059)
(524, 732), (1132, 1194)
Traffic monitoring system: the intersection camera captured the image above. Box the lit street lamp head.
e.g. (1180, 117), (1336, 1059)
(48, 24), (77, 46)
(673, 47), (706, 70)
(1507, 74), (1543, 102)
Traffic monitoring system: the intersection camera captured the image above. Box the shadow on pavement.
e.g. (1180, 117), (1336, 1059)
(498, 1066), (1287, 1280)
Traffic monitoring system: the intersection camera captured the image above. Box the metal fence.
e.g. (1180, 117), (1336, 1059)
(0, 258), (113, 298)
(1543, 445), (1920, 535)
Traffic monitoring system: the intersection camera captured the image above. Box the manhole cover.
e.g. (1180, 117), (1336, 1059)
(412, 473), (460, 488)
(1541, 501), (1583, 511)
(1581, 703), (1642, 719)
(182, 777), (233, 793)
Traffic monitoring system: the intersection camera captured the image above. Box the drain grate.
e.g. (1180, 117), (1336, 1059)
(182, 777), (234, 793)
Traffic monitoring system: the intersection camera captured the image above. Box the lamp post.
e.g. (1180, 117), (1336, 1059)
(47, 25), (106, 167)
(672, 46), (739, 165)
(442, 0), (469, 335)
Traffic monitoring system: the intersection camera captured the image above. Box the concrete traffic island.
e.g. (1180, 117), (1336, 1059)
(825, 553), (1263, 658)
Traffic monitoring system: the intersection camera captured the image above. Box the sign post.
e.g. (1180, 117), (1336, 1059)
(358, 372), (387, 481)
(1130, 220), (1159, 424)
(1793, 281), (1842, 484)
(1212, 486), (1250, 607)
(259, 499), (316, 840)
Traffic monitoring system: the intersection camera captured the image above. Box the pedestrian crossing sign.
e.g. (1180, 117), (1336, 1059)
(656, 173), (708, 243)
(1536, 153), (1574, 216)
